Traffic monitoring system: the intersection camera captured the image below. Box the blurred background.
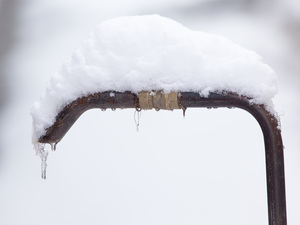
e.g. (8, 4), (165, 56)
(0, 0), (299, 224)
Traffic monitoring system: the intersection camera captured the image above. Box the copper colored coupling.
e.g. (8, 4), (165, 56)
(138, 91), (179, 110)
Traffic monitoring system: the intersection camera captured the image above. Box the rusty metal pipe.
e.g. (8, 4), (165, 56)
(38, 91), (138, 144)
(180, 92), (286, 225)
(38, 91), (286, 225)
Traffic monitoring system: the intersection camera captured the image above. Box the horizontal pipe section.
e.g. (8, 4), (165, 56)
(38, 91), (286, 225)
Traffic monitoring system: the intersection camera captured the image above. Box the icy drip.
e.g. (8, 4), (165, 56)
(134, 109), (141, 131)
(35, 143), (49, 179)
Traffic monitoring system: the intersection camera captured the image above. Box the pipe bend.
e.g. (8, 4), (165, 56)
(38, 91), (138, 144)
(179, 92), (286, 225)
(38, 90), (286, 225)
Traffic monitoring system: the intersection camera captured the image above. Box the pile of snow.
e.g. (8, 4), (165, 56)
(31, 14), (278, 143)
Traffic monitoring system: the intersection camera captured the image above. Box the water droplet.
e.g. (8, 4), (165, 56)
(111, 108), (116, 111)
(101, 108), (106, 111)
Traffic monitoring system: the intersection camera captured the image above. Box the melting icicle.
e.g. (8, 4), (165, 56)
(41, 150), (48, 179)
(35, 143), (49, 179)
(134, 109), (141, 131)
(50, 142), (58, 151)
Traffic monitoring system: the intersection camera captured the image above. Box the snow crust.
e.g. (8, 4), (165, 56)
(31, 15), (278, 142)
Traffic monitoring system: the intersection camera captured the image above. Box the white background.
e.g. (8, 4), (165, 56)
(0, 0), (299, 224)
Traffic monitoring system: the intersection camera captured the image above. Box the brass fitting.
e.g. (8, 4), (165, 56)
(138, 91), (179, 110)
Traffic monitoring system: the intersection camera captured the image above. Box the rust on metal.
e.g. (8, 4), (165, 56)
(38, 91), (287, 225)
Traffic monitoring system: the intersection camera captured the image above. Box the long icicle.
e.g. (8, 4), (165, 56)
(36, 143), (49, 179)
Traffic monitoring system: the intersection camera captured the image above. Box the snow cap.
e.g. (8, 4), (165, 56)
(31, 14), (278, 142)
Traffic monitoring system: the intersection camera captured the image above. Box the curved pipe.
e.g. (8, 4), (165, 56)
(38, 91), (138, 144)
(38, 91), (286, 225)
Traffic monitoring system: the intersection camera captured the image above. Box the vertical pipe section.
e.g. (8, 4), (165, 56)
(245, 101), (286, 225)
(180, 92), (287, 225)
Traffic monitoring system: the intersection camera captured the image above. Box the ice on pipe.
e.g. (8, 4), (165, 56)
(34, 143), (48, 179)
(31, 14), (278, 144)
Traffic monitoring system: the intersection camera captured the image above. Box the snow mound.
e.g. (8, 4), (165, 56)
(31, 14), (278, 142)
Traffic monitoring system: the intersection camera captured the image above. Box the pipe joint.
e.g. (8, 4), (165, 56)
(138, 91), (179, 110)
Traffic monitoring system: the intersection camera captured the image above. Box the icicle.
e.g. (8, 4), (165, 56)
(54, 142), (58, 151)
(181, 106), (186, 118)
(35, 143), (49, 180)
(134, 109), (141, 131)
(41, 149), (48, 180)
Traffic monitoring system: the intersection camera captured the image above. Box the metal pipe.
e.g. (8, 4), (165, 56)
(180, 92), (286, 225)
(38, 91), (287, 225)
